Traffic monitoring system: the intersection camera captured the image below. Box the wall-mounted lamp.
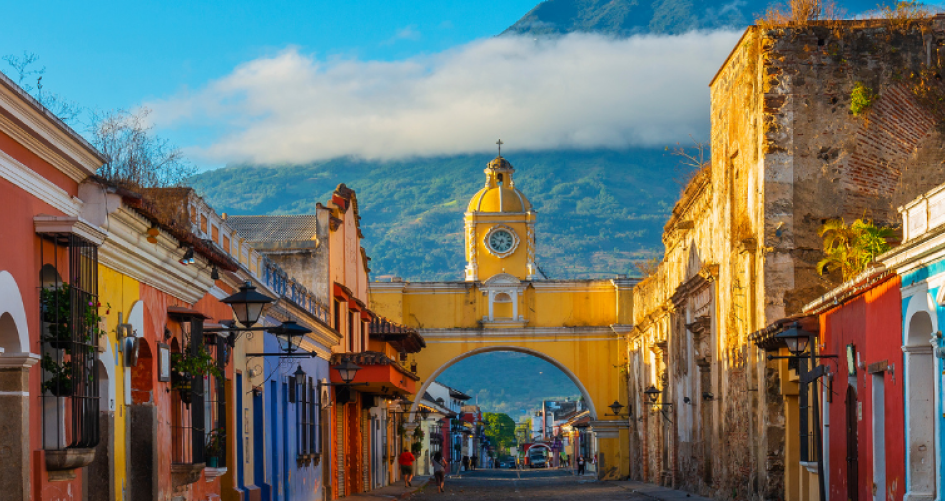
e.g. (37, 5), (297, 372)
(606, 400), (627, 417)
(643, 385), (673, 423)
(146, 226), (159, 244)
(210, 266), (220, 280)
(702, 392), (715, 402)
(179, 247), (195, 266)
(683, 397), (691, 404)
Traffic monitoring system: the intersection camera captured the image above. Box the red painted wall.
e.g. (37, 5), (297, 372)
(821, 276), (904, 501)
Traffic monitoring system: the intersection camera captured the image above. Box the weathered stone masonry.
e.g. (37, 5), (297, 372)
(628, 18), (945, 501)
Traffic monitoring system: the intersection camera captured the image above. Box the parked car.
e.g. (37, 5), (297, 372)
(498, 456), (516, 468)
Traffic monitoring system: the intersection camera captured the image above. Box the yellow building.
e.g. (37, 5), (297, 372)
(370, 154), (637, 480)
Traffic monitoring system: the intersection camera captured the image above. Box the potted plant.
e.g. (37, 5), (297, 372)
(205, 428), (225, 468)
(411, 441), (422, 454)
(41, 354), (73, 397)
(170, 345), (221, 406)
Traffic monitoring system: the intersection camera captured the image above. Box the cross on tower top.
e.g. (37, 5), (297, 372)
(496, 139), (503, 156)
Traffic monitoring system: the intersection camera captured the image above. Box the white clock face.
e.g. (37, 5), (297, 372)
(489, 230), (515, 253)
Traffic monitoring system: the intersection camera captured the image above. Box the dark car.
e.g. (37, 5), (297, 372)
(498, 456), (516, 468)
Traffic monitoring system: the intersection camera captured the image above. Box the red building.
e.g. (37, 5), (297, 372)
(804, 271), (905, 501)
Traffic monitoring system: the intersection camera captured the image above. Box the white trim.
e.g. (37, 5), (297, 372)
(0, 148), (83, 216)
(0, 391), (29, 397)
(0, 271), (31, 355)
(420, 326), (615, 337)
(0, 352), (40, 368)
(0, 89), (100, 180)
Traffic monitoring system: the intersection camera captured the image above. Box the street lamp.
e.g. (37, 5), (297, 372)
(643, 385), (673, 422)
(607, 400), (625, 416)
(775, 325), (811, 356)
(294, 364), (307, 386)
(333, 360), (361, 384)
(222, 281), (273, 327)
(271, 321), (311, 354)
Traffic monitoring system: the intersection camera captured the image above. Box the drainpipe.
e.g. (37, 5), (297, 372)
(811, 347), (827, 501)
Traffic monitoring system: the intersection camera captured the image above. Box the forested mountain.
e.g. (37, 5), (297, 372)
(503, 0), (879, 37)
(189, 149), (679, 281)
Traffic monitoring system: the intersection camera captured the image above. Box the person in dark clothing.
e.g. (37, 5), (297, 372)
(577, 455), (586, 475)
(471, 454), (478, 470)
(433, 452), (448, 493)
(462, 455), (470, 471)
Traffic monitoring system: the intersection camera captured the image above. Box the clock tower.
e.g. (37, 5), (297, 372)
(464, 152), (537, 282)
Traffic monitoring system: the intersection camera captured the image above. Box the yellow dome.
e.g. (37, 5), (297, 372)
(467, 186), (532, 213)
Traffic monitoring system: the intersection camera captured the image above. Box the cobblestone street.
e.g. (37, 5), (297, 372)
(410, 469), (645, 500)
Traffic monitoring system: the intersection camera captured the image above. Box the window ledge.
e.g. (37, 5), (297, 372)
(204, 467), (227, 481)
(799, 461), (819, 474)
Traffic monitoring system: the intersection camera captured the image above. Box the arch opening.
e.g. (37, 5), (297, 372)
(903, 301), (937, 499)
(410, 346), (597, 420)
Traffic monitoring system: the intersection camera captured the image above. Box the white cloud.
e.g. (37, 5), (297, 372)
(148, 31), (742, 165)
(382, 25), (422, 46)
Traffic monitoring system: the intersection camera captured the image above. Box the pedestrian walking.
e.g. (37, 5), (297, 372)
(577, 455), (586, 475)
(462, 455), (469, 471)
(433, 451), (448, 493)
(471, 454), (478, 470)
(398, 448), (416, 487)
(493, 455), (498, 469)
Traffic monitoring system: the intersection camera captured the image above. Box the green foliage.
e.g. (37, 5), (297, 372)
(205, 428), (226, 458)
(189, 149), (682, 281)
(41, 354), (74, 396)
(484, 413), (517, 453)
(40, 284), (108, 350)
(171, 345), (222, 383)
(816, 218), (896, 281)
(411, 441), (422, 454)
(850, 82), (877, 117)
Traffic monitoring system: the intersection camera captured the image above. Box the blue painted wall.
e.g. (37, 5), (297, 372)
(261, 325), (329, 501)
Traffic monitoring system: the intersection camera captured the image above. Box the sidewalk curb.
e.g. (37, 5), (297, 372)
(396, 478), (431, 499)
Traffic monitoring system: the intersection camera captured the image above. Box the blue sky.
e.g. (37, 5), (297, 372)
(1, 0), (536, 118)
(1, 0), (743, 168)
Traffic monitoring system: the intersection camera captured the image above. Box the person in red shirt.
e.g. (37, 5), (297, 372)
(398, 448), (416, 487)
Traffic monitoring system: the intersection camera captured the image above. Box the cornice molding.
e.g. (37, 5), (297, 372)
(0, 84), (102, 180)
(98, 206), (213, 304)
(34, 215), (107, 246)
(0, 148), (83, 216)
(0, 352), (40, 368)
(420, 326), (616, 338)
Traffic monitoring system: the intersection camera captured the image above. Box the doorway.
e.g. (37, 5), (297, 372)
(905, 310), (936, 498)
(871, 373), (886, 501)
(846, 386), (858, 501)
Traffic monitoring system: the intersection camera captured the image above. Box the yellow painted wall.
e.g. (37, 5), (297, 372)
(470, 216), (532, 281)
(97, 265), (140, 501)
(528, 289), (618, 327)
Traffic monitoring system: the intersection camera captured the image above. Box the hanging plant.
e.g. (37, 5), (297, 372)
(412, 427), (425, 441)
(82, 300), (108, 340)
(411, 441), (422, 454)
(171, 345), (222, 381)
(397, 422), (407, 437)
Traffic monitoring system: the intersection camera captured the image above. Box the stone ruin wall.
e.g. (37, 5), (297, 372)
(630, 19), (945, 501)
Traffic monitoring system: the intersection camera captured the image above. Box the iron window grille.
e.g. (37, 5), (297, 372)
(297, 376), (319, 464)
(170, 316), (226, 465)
(39, 234), (101, 451)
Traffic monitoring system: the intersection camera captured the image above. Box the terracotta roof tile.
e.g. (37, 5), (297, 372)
(226, 215), (318, 243)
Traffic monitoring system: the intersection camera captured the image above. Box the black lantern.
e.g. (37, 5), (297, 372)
(419, 407), (430, 420)
(776, 325), (811, 356)
(608, 401), (625, 416)
(333, 360), (361, 384)
(644, 385), (661, 403)
(271, 321), (311, 353)
(294, 364), (307, 386)
(222, 281), (274, 327)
